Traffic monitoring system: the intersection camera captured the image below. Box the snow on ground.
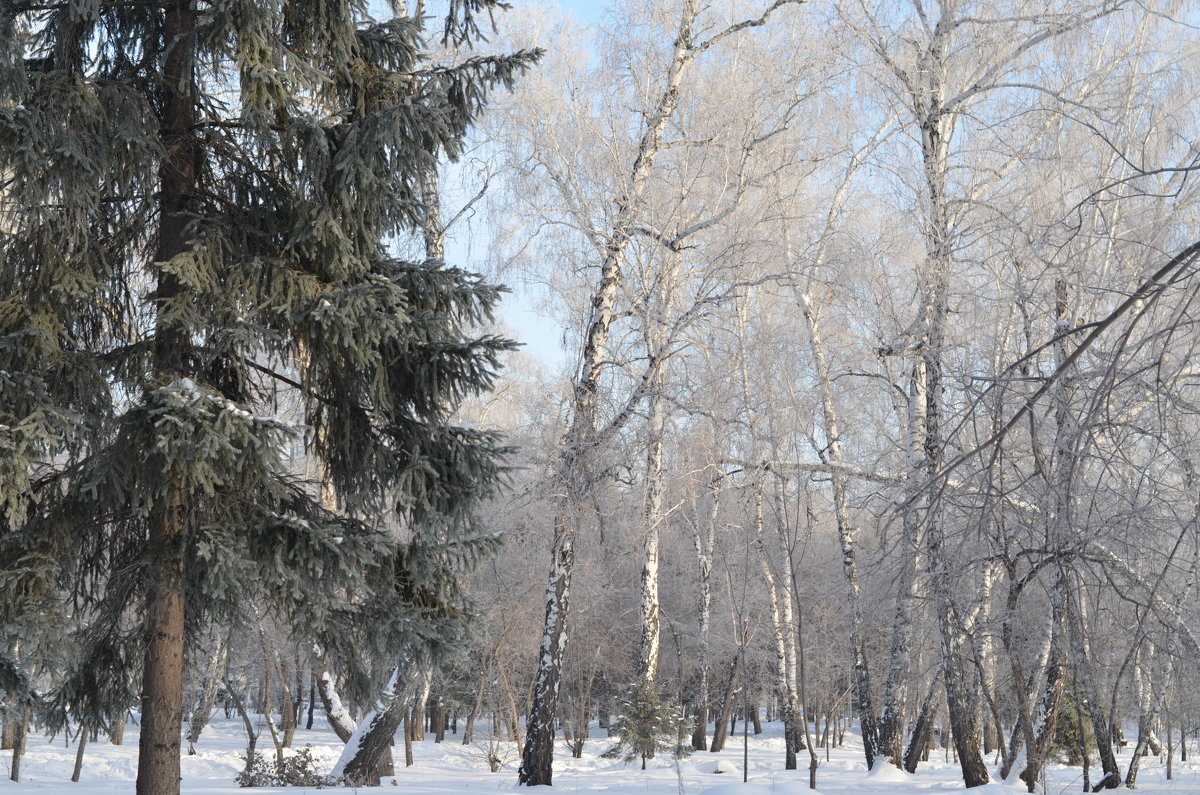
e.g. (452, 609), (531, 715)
(3, 715), (1198, 794)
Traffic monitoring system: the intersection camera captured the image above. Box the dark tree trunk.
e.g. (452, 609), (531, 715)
(341, 697), (408, 786)
(136, 0), (197, 791)
(903, 674), (940, 774)
(1, 715), (13, 751)
(306, 676), (316, 730)
(224, 678), (258, 773)
(463, 676), (484, 745)
(518, 518), (573, 786)
(72, 724), (89, 782)
(691, 703), (708, 752)
(710, 654), (741, 753)
(9, 707), (28, 782)
(110, 714), (125, 746)
(137, 490), (188, 795)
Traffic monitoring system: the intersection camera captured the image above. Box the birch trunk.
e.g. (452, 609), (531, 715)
(316, 665), (358, 744)
(797, 286), (879, 768)
(519, 3), (700, 784)
(186, 635), (228, 754)
(750, 481), (802, 768)
(1019, 573), (1069, 791)
(689, 478), (720, 751)
(638, 380), (666, 684)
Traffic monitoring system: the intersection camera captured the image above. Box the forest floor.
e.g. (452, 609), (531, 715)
(2, 714), (1198, 794)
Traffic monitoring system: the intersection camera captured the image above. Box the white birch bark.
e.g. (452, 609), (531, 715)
(689, 472), (720, 750)
(518, 2), (805, 784)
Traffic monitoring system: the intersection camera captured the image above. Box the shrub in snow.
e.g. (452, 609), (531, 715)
(235, 747), (333, 787)
(602, 679), (693, 770)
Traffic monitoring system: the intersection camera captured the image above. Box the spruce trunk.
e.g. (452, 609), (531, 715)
(137, 0), (197, 790)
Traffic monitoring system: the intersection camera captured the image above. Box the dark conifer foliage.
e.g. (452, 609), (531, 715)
(0, 0), (536, 790)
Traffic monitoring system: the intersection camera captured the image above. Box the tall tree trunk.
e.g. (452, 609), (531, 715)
(138, 491), (187, 795)
(137, 0), (197, 791)
(797, 284), (880, 768)
(638, 381), (667, 684)
(689, 477), (719, 751)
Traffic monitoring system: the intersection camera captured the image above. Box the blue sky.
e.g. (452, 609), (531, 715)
(475, 0), (606, 373)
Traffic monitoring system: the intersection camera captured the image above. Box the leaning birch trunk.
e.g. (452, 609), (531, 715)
(516, 3), (805, 786)
(1066, 579), (1120, 790)
(1019, 572), (1069, 791)
(903, 670), (941, 773)
(1000, 563), (1055, 782)
(518, 3), (693, 784)
(315, 664), (358, 743)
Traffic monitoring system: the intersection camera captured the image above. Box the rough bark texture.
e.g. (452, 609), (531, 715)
(137, 490), (188, 795)
(336, 684), (408, 785)
(136, 1), (197, 791)
(339, 701), (406, 786)
(9, 707), (28, 782)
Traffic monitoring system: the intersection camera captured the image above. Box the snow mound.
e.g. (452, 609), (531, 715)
(867, 761), (916, 782)
(710, 759), (740, 774)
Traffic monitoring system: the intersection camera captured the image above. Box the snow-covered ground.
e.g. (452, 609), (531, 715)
(3, 716), (1198, 794)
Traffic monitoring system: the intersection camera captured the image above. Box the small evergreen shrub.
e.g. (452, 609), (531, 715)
(1051, 689), (1096, 765)
(603, 679), (693, 770)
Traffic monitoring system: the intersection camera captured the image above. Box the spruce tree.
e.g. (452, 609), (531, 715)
(0, 1), (536, 792)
